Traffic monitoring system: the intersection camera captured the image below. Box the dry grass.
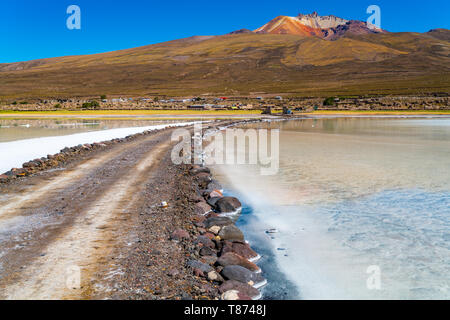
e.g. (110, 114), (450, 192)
(0, 32), (449, 100)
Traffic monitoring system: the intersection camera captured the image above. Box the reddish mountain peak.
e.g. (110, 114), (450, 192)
(254, 12), (387, 40)
(254, 16), (325, 37)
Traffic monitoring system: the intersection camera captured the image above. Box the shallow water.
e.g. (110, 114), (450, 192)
(0, 119), (191, 143)
(0, 118), (194, 173)
(212, 117), (450, 300)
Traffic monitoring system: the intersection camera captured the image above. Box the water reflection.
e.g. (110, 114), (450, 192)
(212, 117), (450, 299)
(0, 119), (188, 143)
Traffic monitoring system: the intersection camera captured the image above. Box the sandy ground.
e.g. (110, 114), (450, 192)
(0, 128), (190, 299)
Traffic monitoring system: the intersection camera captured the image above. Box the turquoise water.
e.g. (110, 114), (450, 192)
(213, 117), (450, 299)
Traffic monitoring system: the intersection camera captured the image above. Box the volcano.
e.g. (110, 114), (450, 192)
(254, 12), (386, 40)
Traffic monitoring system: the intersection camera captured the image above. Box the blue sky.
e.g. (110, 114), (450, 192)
(0, 0), (449, 63)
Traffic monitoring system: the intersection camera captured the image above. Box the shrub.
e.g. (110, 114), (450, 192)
(323, 97), (336, 106)
(54, 103), (62, 109)
(91, 100), (100, 108)
(81, 100), (100, 109)
(100, 95), (107, 100)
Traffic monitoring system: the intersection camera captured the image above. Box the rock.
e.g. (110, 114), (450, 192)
(216, 252), (260, 272)
(218, 225), (245, 242)
(0, 174), (9, 182)
(193, 268), (205, 277)
(203, 232), (215, 240)
(221, 290), (239, 300)
(192, 215), (206, 223)
(208, 226), (221, 235)
(195, 172), (212, 188)
(204, 216), (234, 229)
(221, 265), (266, 288)
(45, 159), (59, 167)
(206, 180), (223, 192)
(187, 260), (214, 274)
(195, 235), (215, 249)
(195, 222), (206, 229)
(22, 161), (35, 168)
(192, 216), (206, 228)
(180, 292), (192, 300)
(200, 255), (217, 266)
(207, 270), (224, 283)
(227, 242), (260, 261)
(199, 246), (217, 257)
(215, 197), (242, 213)
(194, 201), (212, 216)
(170, 229), (190, 241)
(221, 290), (252, 301)
(219, 280), (261, 300)
(167, 269), (179, 277)
(220, 240), (233, 255)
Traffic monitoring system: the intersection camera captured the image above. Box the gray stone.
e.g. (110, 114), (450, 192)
(194, 201), (212, 215)
(221, 265), (265, 287)
(195, 235), (215, 249)
(199, 246), (217, 257)
(215, 197), (242, 213)
(204, 216), (234, 229)
(219, 280), (261, 299)
(187, 260), (214, 273)
(218, 225), (245, 242)
(216, 252), (260, 272)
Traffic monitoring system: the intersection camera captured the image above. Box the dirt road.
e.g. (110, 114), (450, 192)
(0, 128), (183, 299)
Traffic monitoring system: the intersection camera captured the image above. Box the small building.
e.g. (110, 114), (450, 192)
(187, 105), (206, 110)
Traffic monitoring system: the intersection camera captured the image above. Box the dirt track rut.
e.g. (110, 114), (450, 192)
(0, 129), (175, 299)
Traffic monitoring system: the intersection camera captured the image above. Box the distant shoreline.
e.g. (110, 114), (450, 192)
(1, 109), (449, 119)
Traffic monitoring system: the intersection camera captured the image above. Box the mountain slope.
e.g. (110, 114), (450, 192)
(0, 30), (449, 99)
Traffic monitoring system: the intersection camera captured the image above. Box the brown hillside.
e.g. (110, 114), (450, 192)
(0, 32), (449, 99)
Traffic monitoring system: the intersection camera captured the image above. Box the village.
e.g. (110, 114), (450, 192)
(1, 94), (449, 113)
